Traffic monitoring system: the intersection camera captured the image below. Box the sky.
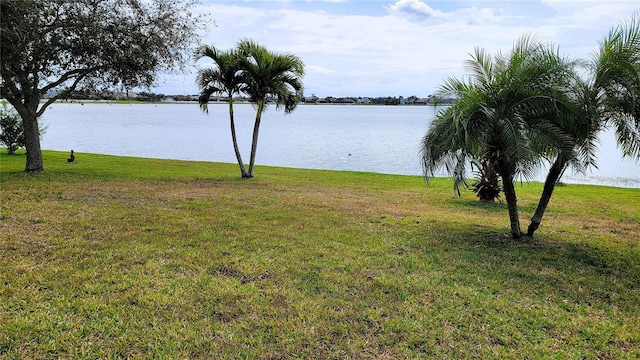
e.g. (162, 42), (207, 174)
(153, 0), (640, 98)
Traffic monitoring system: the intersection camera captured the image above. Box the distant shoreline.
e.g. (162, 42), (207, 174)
(41, 99), (437, 106)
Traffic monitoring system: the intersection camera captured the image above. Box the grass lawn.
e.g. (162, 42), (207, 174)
(1, 150), (639, 359)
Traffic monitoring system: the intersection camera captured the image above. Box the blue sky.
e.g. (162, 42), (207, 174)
(154, 0), (639, 97)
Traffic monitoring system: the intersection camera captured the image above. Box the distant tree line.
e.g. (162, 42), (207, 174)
(52, 91), (451, 105)
(302, 95), (455, 105)
(47, 89), (167, 102)
(200, 94), (455, 105)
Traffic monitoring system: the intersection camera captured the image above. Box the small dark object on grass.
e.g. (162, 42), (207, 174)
(67, 150), (75, 163)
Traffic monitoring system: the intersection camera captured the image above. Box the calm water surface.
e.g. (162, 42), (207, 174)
(40, 102), (640, 188)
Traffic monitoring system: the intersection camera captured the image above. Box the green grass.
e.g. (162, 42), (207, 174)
(1, 150), (639, 359)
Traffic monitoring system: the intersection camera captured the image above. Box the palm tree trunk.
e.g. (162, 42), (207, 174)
(501, 172), (522, 239)
(527, 157), (566, 237)
(247, 100), (264, 177)
(227, 99), (248, 178)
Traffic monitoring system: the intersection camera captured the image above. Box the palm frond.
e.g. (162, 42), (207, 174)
(465, 47), (494, 88)
(592, 12), (640, 160)
(237, 39), (305, 112)
(194, 44), (242, 113)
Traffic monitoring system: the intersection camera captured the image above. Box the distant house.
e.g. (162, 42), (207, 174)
(304, 96), (319, 103)
(414, 98), (429, 105)
(171, 95), (195, 102)
(273, 94), (442, 105)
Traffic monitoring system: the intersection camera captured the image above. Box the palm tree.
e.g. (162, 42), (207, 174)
(420, 36), (577, 239)
(195, 45), (248, 177)
(526, 13), (640, 236)
(194, 45), (249, 177)
(236, 39), (305, 178)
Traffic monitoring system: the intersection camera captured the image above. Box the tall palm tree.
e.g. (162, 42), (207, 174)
(194, 45), (249, 178)
(420, 36), (577, 239)
(236, 39), (305, 178)
(526, 13), (640, 236)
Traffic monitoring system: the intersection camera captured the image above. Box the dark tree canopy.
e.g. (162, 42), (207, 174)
(0, 0), (203, 172)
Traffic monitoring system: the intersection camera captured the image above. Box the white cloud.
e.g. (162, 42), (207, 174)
(388, 0), (503, 25)
(388, 0), (446, 20)
(155, 1), (640, 97)
(306, 65), (334, 75)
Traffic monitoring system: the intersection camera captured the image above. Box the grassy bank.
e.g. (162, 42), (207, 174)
(1, 151), (639, 358)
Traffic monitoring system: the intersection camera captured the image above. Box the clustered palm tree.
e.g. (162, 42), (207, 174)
(195, 39), (305, 178)
(528, 14), (640, 237)
(421, 13), (640, 239)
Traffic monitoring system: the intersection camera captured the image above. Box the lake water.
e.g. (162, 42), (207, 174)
(39, 102), (640, 188)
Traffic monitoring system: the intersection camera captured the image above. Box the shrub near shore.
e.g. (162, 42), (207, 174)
(1, 150), (639, 358)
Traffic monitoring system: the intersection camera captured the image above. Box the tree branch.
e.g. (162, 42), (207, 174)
(37, 68), (98, 117)
(40, 66), (101, 94)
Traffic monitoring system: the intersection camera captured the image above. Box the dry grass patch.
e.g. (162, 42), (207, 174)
(1, 151), (639, 358)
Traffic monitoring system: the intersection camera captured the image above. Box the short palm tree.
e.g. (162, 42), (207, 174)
(469, 157), (502, 203)
(195, 45), (249, 177)
(526, 13), (640, 236)
(237, 39), (305, 178)
(420, 36), (577, 239)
